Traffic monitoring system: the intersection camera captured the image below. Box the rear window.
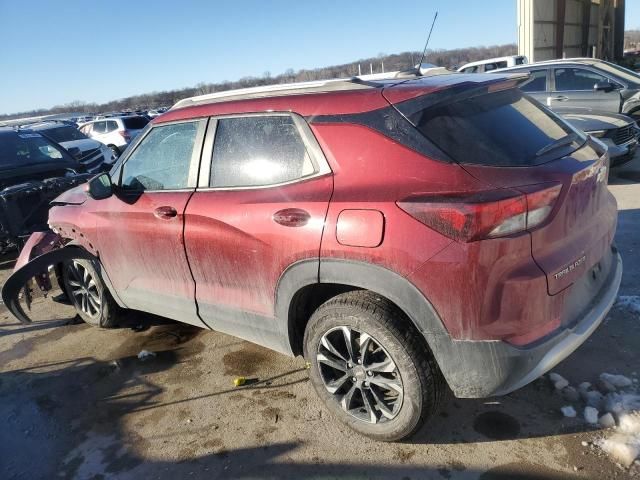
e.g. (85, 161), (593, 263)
(123, 116), (149, 130)
(409, 88), (578, 166)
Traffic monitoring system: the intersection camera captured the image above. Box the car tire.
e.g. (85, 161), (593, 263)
(62, 259), (119, 328)
(303, 290), (444, 441)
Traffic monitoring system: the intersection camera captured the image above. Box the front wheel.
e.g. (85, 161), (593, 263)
(303, 291), (444, 441)
(62, 259), (119, 328)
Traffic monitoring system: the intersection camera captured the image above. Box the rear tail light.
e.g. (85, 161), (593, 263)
(397, 183), (562, 242)
(119, 130), (131, 142)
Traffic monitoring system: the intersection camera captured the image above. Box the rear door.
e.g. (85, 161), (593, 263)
(183, 113), (332, 342)
(550, 67), (621, 113)
(94, 119), (208, 327)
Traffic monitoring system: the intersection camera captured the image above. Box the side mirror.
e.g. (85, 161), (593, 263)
(87, 173), (113, 200)
(594, 82), (615, 93)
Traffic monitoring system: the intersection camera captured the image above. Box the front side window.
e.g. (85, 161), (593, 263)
(554, 68), (610, 91)
(520, 69), (547, 92)
(210, 116), (316, 188)
(120, 122), (199, 191)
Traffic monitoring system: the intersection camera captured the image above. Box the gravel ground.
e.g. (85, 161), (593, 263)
(1, 155), (639, 480)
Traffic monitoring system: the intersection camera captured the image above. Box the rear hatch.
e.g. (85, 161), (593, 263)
(385, 76), (617, 294)
(122, 116), (149, 139)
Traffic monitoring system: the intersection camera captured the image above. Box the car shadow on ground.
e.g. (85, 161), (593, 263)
(0, 354), (580, 480)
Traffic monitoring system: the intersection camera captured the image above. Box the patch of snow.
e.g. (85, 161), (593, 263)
(584, 390), (604, 409)
(584, 406), (599, 425)
(561, 406), (577, 418)
(578, 381), (592, 393)
(599, 413), (616, 428)
(137, 350), (156, 361)
(616, 295), (640, 314)
(597, 434), (640, 468)
(549, 372), (566, 384)
(600, 373), (633, 389)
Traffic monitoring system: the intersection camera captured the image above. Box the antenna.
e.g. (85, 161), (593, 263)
(417, 11), (438, 68)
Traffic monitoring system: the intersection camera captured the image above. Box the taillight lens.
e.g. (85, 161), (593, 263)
(397, 183), (562, 242)
(119, 130), (131, 141)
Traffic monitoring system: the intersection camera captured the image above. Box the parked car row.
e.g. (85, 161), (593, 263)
(78, 115), (149, 157)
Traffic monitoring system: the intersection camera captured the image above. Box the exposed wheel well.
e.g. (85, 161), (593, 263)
(288, 283), (358, 356)
(287, 283), (429, 358)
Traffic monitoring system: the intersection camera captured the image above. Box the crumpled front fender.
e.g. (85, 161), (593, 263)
(2, 233), (94, 324)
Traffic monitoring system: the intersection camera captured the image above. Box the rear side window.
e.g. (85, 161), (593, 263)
(123, 116), (149, 130)
(409, 88), (576, 166)
(520, 69), (547, 92)
(121, 122), (199, 191)
(106, 120), (119, 132)
(210, 116), (316, 188)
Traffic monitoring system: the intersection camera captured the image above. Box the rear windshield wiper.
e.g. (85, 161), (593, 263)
(535, 133), (579, 157)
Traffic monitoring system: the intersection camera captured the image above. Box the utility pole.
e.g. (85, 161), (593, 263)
(381, 61), (385, 73)
(370, 63), (373, 74)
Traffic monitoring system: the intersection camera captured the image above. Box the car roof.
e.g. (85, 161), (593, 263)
(494, 57), (602, 72)
(159, 69), (526, 123)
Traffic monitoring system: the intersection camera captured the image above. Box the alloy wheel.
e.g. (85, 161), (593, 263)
(65, 261), (101, 318)
(316, 326), (404, 424)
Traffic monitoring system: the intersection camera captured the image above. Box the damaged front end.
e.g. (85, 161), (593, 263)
(0, 174), (91, 253)
(1, 231), (95, 324)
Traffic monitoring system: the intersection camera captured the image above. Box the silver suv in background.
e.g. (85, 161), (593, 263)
(494, 58), (640, 120)
(25, 121), (114, 173)
(79, 116), (149, 157)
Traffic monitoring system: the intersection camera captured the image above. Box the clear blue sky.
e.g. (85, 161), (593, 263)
(0, 0), (638, 115)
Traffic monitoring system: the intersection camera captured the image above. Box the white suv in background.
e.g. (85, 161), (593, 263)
(457, 55), (528, 73)
(79, 116), (149, 157)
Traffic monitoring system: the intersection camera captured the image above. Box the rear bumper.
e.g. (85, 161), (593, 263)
(437, 246), (622, 398)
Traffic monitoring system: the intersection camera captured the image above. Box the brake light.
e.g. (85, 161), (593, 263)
(119, 130), (131, 141)
(397, 183), (562, 242)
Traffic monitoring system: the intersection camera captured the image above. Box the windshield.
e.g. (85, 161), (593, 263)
(43, 126), (88, 143)
(596, 61), (640, 85)
(0, 131), (71, 167)
(408, 88), (581, 166)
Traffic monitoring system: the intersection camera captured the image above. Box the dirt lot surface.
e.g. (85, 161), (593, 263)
(1, 157), (640, 480)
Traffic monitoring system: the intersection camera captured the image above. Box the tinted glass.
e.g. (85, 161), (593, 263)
(596, 61), (640, 85)
(106, 120), (119, 132)
(210, 116), (316, 187)
(123, 116), (149, 130)
(554, 68), (609, 91)
(121, 122), (198, 191)
(44, 126), (88, 143)
(516, 57), (525, 65)
(0, 132), (69, 166)
(520, 69), (547, 92)
(410, 88), (576, 166)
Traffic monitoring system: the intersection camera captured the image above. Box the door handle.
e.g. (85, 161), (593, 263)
(551, 95), (569, 102)
(154, 206), (178, 219)
(273, 208), (310, 227)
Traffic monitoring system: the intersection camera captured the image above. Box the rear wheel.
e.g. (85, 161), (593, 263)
(62, 259), (119, 328)
(303, 290), (444, 441)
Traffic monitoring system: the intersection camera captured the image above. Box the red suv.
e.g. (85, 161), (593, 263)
(3, 71), (622, 441)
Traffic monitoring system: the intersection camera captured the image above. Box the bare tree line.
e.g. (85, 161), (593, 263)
(0, 44), (519, 120)
(625, 30), (640, 49)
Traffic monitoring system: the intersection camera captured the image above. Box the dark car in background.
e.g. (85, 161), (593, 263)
(25, 121), (115, 173)
(0, 128), (90, 252)
(560, 111), (640, 166)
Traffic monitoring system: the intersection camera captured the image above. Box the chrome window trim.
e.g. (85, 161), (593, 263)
(116, 117), (208, 192)
(196, 111), (332, 190)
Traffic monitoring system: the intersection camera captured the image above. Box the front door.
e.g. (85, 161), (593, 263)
(550, 67), (621, 113)
(95, 119), (208, 327)
(184, 114), (333, 343)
